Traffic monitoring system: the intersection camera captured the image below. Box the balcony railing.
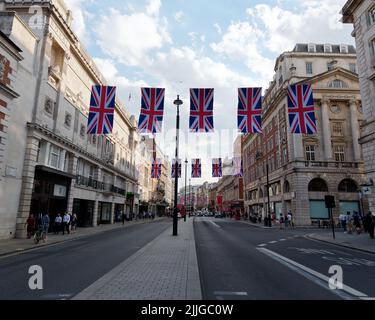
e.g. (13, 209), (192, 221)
(304, 161), (360, 169)
(76, 175), (126, 196)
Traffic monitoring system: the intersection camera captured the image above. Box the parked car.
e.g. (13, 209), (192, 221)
(215, 212), (225, 219)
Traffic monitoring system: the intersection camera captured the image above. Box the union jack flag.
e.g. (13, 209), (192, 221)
(151, 158), (162, 179)
(138, 88), (165, 134)
(233, 157), (243, 177)
(189, 88), (214, 132)
(191, 159), (201, 178)
(287, 84), (317, 134)
(87, 85), (116, 135)
(212, 158), (222, 178)
(238, 87), (263, 133)
(172, 159), (182, 178)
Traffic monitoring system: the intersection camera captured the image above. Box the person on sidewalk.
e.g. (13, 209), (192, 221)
(24, 214), (36, 239)
(339, 213), (347, 232)
(279, 214), (284, 230)
(364, 212), (372, 235)
(71, 214), (78, 233)
(369, 212), (375, 240)
(287, 211), (294, 229)
(121, 211), (126, 225)
(346, 212), (353, 234)
(41, 213), (50, 242)
(62, 212), (71, 235)
(353, 211), (362, 235)
(54, 214), (62, 235)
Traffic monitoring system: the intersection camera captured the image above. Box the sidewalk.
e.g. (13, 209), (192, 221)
(0, 218), (165, 257)
(308, 231), (375, 254)
(73, 217), (202, 300)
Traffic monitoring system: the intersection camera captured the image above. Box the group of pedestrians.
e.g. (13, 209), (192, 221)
(279, 211), (295, 230)
(339, 211), (375, 239)
(24, 212), (78, 242)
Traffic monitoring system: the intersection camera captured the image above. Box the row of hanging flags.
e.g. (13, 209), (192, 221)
(87, 84), (317, 135)
(86, 84), (316, 178)
(151, 157), (243, 179)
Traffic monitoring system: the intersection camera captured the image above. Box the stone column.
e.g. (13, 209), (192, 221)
(110, 175), (117, 224)
(349, 100), (361, 162)
(66, 154), (77, 215)
(92, 200), (98, 227)
(321, 99), (333, 160)
(16, 135), (41, 238)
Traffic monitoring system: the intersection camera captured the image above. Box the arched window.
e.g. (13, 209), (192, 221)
(338, 179), (358, 193)
(259, 188), (264, 198)
(308, 178), (329, 192)
(284, 180), (290, 193)
(328, 80), (348, 88)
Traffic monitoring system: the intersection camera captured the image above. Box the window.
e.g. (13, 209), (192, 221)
(305, 145), (316, 161)
(332, 122), (343, 136)
(324, 44), (332, 53)
(338, 179), (358, 193)
(349, 63), (357, 73)
(49, 145), (61, 169)
(328, 80), (348, 88)
(334, 145), (346, 162)
(308, 178), (328, 192)
(370, 7), (375, 25)
(327, 62), (334, 71)
(340, 44), (348, 54)
(306, 62), (313, 75)
(308, 43), (316, 53)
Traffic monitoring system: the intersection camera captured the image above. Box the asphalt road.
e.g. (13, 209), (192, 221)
(0, 220), (170, 300)
(194, 217), (375, 300)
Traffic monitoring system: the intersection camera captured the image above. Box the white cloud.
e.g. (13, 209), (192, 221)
(174, 10), (184, 23)
(95, 1), (171, 67)
(214, 23), (222, 35)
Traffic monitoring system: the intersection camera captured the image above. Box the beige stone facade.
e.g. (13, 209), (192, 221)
(0, 0), (142, 238)
(243, 44), (368, 225)
(342, 0), (375, 213)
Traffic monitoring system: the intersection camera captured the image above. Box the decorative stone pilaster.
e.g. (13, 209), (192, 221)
(321, 99), (333, 160)
(66, 154), (77, 215)
(15, 135), (40, 238)
(349, 100), (361, 162)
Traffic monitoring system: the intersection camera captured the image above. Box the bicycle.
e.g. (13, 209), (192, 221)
(33, 226), (47, 244)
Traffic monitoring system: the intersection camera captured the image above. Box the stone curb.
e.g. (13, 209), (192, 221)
(306, 234), (375, 255)
(0, 218), (167, 258)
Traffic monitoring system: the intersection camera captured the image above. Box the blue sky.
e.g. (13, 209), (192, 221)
(65, 0), (353, 184)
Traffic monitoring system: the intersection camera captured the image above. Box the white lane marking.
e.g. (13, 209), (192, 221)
(257, 247), (368, 299)
(360, 297), (375, 300)
(214, 291), (248, 296)
(279, 239), (286, 242)
(269, 241), (277, 244)
(210, 221), (221, 228)
(257, 244), (267, 247)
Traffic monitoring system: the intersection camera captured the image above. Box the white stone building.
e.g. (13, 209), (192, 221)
(243, 43), (368, 225)
(0, 0), (139, 238)
(342, 0), (375, 213)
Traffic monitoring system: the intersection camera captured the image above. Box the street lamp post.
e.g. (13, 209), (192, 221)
(173, 95), (183, 236)
(184, 159), (188, 222)
(189, 178), (191, 217)
(256, 152), (272, 227)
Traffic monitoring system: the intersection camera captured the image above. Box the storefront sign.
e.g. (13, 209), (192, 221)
(54, 184), (67, 197)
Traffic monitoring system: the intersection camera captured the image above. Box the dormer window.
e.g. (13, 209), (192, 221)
(324, 44), (332, 53)
(308, 43), (316, 53)
(340, 44), (348, 54)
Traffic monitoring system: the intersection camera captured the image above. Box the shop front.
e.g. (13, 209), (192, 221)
(97, 202), (112, 225)
(30, 166), (73, 229)
(72, 199), (95, 227)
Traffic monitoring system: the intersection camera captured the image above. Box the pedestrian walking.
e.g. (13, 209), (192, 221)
(346, 212), (353, 234)
(279, 214), (284, 230)
(24, 214), (36, 239)
(121, 211), (126, 225)
(41, 213), (50, 241)
(71, 214), (78, 233)
(339, 213), (347, 232)
(364, 212), (372, 234)
(62, 212), (71, 235)
(369, 212), (375, 240)
(284, 214), (289, 229)
(54, 214), (62, 234)
(287, 211), (293, 229)
(353, 211), (362, 234)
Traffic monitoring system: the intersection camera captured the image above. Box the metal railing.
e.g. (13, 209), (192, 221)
(76, 175), (126, 196)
